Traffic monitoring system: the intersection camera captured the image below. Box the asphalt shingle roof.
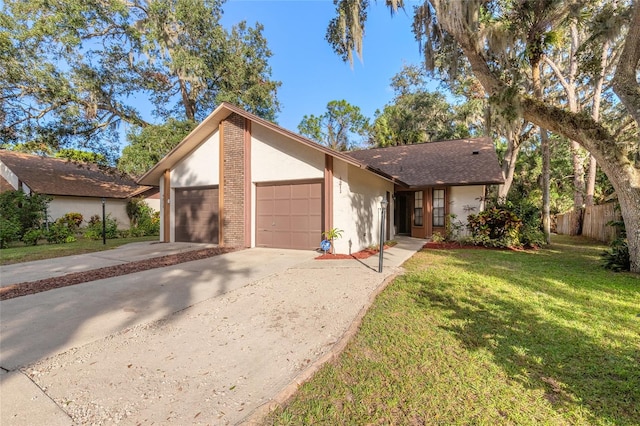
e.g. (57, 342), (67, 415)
(346, 138), (505, 188)
(0, 150), (148, 198)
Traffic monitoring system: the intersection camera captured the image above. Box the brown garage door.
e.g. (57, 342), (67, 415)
(256, 182), (322, 250)
(175, 187), (219, 243)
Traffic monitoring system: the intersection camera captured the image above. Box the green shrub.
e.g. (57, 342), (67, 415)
(46, 222), (74, 244)
(0, 216), (22, 248)
(431, 231), (446, 243)
(83, 215), (119, 240)
(0, 190), (51, 246)
(126, 198), (159, 236)
(602, 216), (629, 272)
(57, 212), (83, 232)
(137, 210), (160, 236)
(601, 238), (630, 272)
(22, 228), (44, 246)
(467, 207), (523, 248)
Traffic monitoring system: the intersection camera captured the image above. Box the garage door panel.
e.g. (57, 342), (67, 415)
(273, 215), (291, 229)
(290, 184), (310, 198)
(290, 216), (309, 229)
(291, 232), (311, 249)
(274, 185), (291, 199)
(257, 199), (274, 215)
(290, 198), (310, 212)
(256, 182), (322, 250)
(175, 187), (219, 244)
(256, 229), (272, 246)
(309, 183), (322, 198)
(274, 199), (290, 214)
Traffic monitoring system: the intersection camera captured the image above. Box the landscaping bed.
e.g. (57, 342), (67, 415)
(0, 247), (236, 300)
(315, 242), (397, 260)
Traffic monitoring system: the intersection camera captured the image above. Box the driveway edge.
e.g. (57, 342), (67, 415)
(239, 269), (402, 425)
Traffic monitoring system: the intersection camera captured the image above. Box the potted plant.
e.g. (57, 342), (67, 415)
(321, 227), (343, 254)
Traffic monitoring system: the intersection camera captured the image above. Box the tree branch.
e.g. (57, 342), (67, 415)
(612, 0), (640, 126)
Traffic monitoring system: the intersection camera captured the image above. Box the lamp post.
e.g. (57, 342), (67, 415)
(378, 199), (388, 273)
(101, 198), (106, 245)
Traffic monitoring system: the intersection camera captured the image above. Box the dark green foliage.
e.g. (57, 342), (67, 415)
(54, 149), (107, 166)
(126, 198), (160, 237)
(602, 238), (630, 272)
(2, 0), (280, 155)
(0, 190), (50, 247)
(298, 100), (369, 151)
(118, 120), (196, 176)
(0, 217), (22, 248)
(467, 207), (523, 243)
(369, 65), (480, 147)
(466, 203), (545, 249)
(45, 222), (75, 244)
(601, 217), (630, 272)
(21, 228), (43, 246)
(83, 215), (118, 240)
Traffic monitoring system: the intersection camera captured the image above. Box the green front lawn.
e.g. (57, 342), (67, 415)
(0, 235), (159, 265)
(265, 235), (640, 425)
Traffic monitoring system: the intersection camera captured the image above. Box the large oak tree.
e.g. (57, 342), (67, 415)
(1, 0), (280, 162)
(328, 0), (640, 272)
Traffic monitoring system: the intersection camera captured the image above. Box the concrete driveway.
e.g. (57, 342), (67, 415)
(0, 238), (425, 425)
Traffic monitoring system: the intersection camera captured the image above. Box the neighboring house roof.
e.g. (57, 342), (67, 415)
(346, 138), (505, 188)
(0, 150), (149, 199)
(0, 174), (13, 193)
(138, 102), (398, 186)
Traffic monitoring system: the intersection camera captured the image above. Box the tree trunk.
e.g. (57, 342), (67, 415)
(541, 127), (552, 244)
(570, 140), (585, 235)
(498, 128), (520, 200)
(597, 160), (640, 273)
(585, 155), (597, 206)
(531, 59), (551, 244)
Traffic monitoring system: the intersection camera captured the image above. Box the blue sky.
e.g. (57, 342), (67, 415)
(219, 0), (428, 131)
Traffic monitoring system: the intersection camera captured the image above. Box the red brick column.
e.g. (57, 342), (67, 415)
(220, 113), (246, 247)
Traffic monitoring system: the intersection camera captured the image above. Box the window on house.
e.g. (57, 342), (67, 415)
(433, 189), (445, 227)
(414, 191), (423, 226)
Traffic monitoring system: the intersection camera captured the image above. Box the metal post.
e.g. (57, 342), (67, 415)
(378, 199), (388, 273)
(102, 198), (106, 245)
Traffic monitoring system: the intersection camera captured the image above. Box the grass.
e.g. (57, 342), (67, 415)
(0, 235), (159, 265)
(264, 235), (640, 425)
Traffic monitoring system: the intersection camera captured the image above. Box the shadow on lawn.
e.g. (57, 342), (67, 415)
(413, 248), (640, 425)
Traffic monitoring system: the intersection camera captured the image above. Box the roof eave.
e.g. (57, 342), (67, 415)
(137, 102), (383, 185)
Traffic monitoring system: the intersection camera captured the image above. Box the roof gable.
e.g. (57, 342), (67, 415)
(346, 138), (505, 187)
(137, 102), (395, 186)
(0, 150), (146, 198)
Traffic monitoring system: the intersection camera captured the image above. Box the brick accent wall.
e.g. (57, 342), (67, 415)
(222, 113), (245, 246)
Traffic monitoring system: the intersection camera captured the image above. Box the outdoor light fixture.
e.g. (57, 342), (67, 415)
(379, 199), (389, 273)
(101, 198), (106, 245)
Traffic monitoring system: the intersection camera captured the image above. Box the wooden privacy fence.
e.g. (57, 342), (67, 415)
(556, 203), (621, 243)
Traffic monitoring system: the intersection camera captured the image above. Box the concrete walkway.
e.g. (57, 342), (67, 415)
(0, 237), (425, 425)
(0, 241), (219, 287)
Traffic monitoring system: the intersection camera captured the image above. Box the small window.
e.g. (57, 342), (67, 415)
(414, 191), (423, 226)
(433, 189), (445, 227)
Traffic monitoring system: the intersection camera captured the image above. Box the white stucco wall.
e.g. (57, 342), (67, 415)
(47, 196), (130, 228)
(171, 130), (220, 188)
(332, 161), (394, 254)
(251, 124), (324, 182)
(144, 197), (160, 212)
(159, 177), (166, 242)
(449, 185), (486, 237)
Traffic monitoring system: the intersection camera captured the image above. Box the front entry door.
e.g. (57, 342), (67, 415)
(394, 192), (411, 235)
